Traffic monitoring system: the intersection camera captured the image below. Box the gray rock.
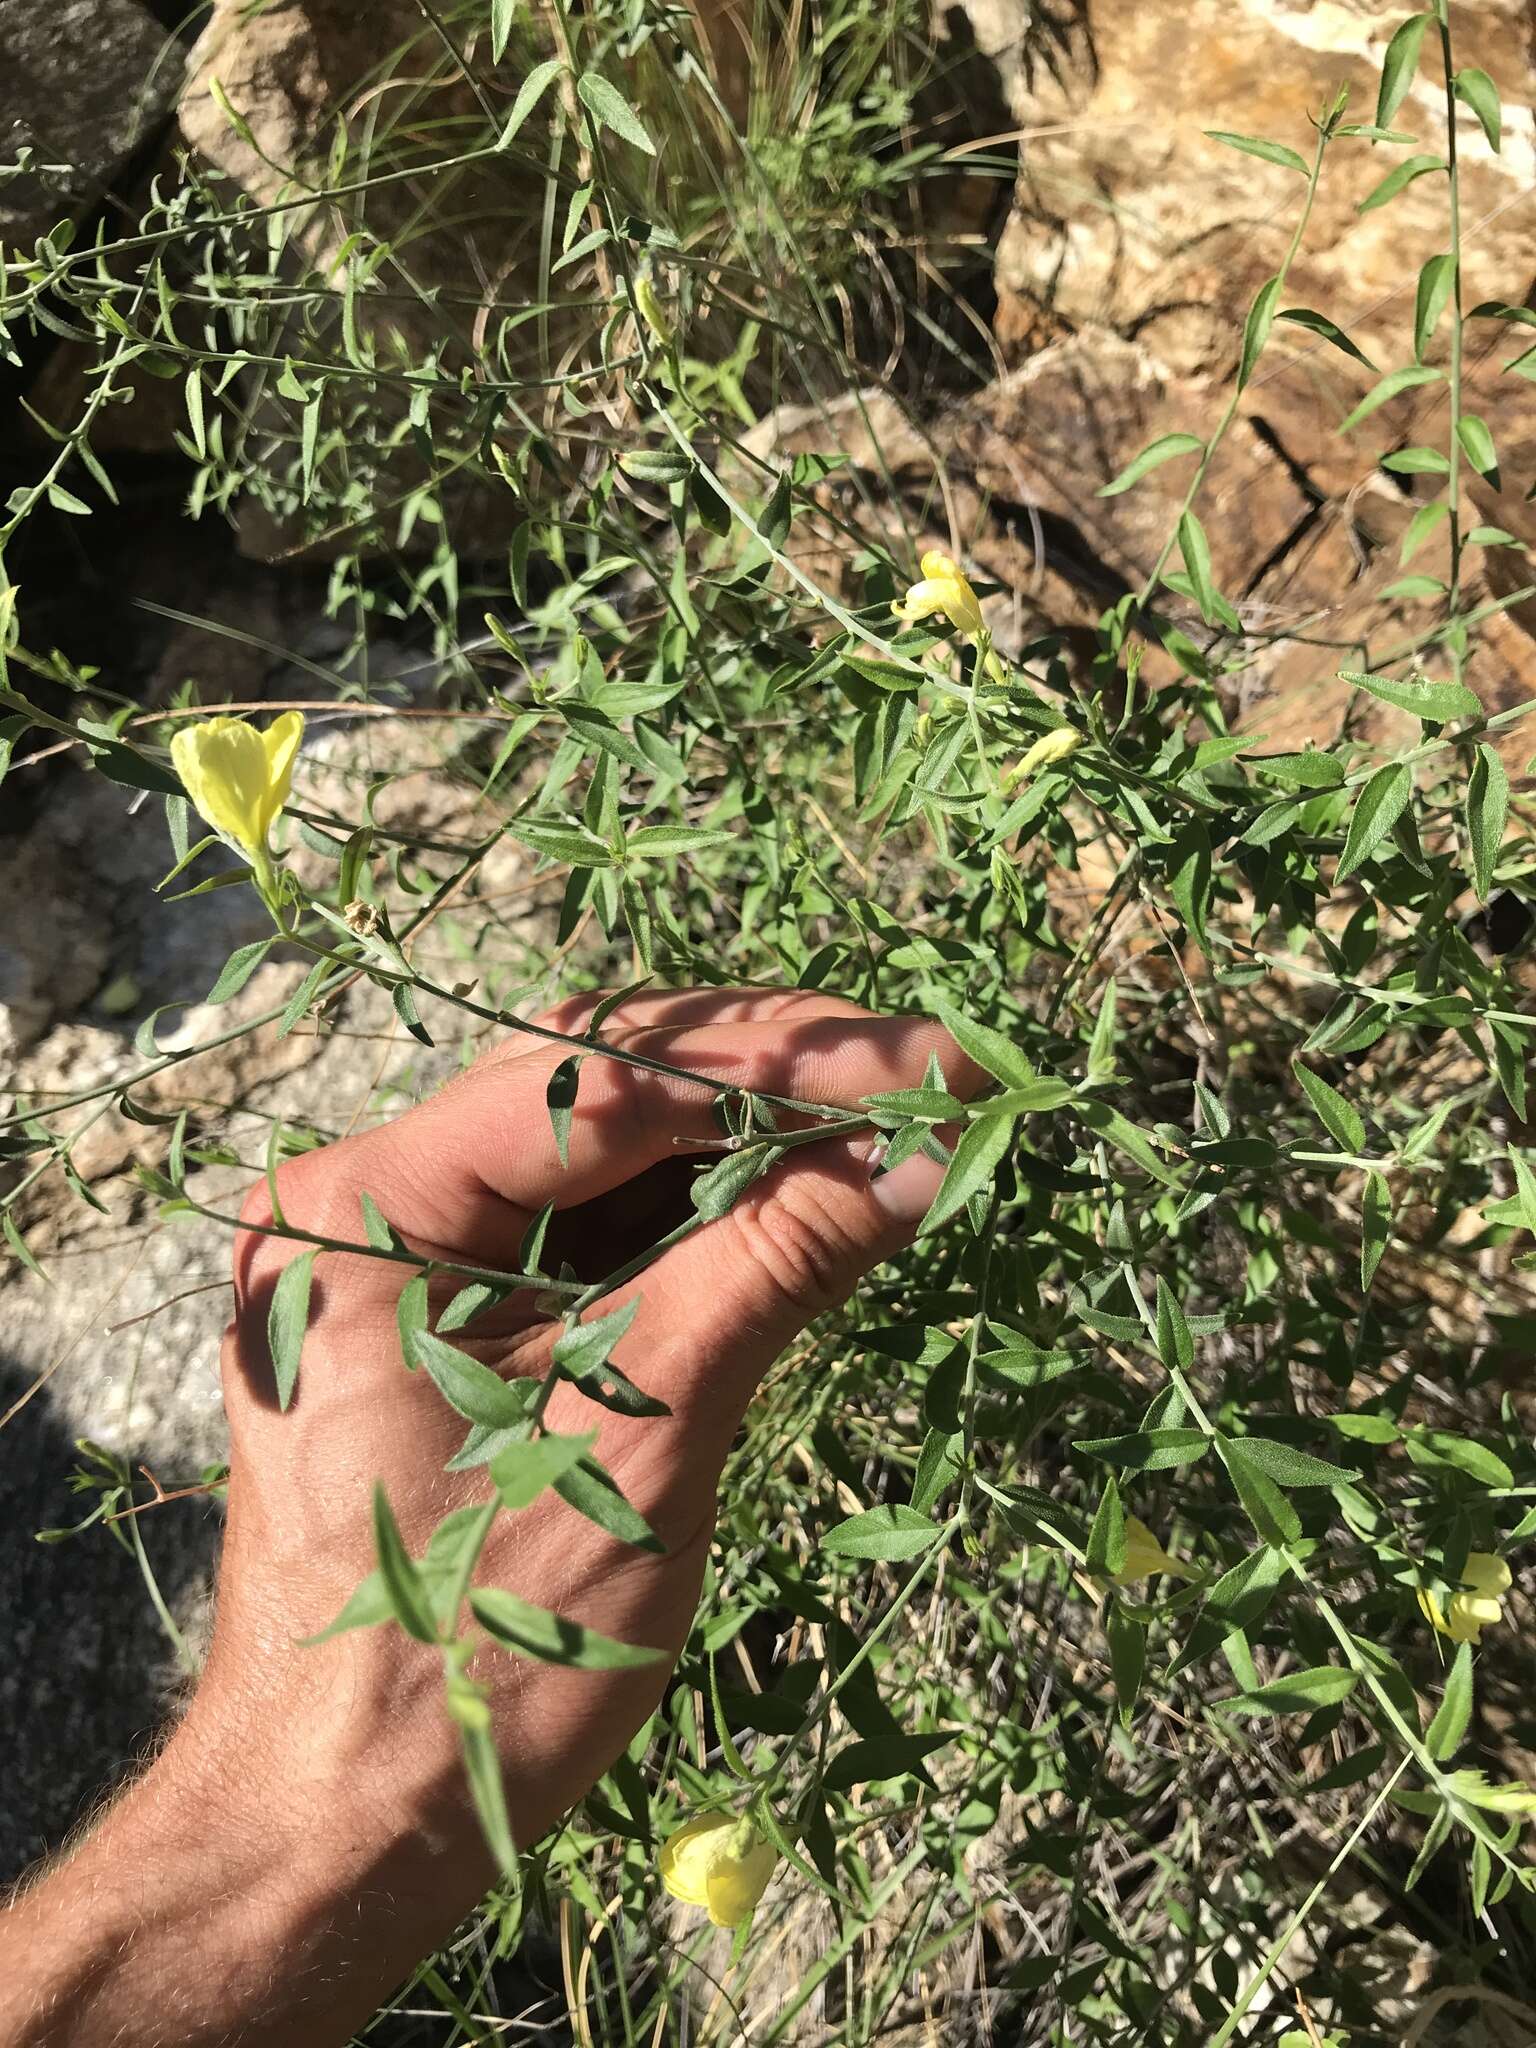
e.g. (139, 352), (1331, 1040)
(0, 0), (179, 245)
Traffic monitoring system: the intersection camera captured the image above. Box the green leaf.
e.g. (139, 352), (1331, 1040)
(452, 1690), (516, 1879)
(1155, 1278), (1194, 1372)
(300, 1569), (393, 1644)
(1378, 13), (1432, 125)
(1276, 307), (1374, 368)
(1339, 667), (1480, 723)
(1339, 363), (1442, 431)
(1454, 67), (1501, 151)
(1096, 433), (1203, 498)
(1362, 1170), (1392, 1292)
(625, 823), (737, 857)
(1168, 821), (1213, 949)
(1467, 743), (1509, 900)
(822, 1505), (941, 1561)
(1360, 151), (1447, 213)
(575, 72), (656, 154)
(1086, 1476), (1127, 1577)
(917, 1112), (1014, 1235)
(1229, 1437), (1358, 1488)
(266, 1248), (315, 1412)
(823, 1732), (953, 1790)
(1337, 762), (1413, 881)
(205, 938), (272, 1005)
(1400, 498), (1450, 564)
(1108, 1606), (1145, 1730)
(391, 981), (432, 1047)
(1238, 274), (1282, 388)
(1426, 1640), (1474, 1760)
(1254, 748), (1344, 790)
(1413, 252), (1457, 361)
(1217, 1437), (1301, 1546)
(1074, 1428), (1209, 1472)
(1403, 1429), (1513, 1489)
(1230, 1664), (1359, 1714)
(690, 1144), (774, 1219)
(1294, 1062), (1365, 1154)
(499, 55), (565, 147)
(489, 1430), (598, 1510)
(507, 819), (615, 866)
(1176, 510), (1218, 625)
(553, 1298), (668, 1416)
(1456, 413), (1499, 477)
(1205, 130), (1308, 176)
(396, 1271), (430, 1370)
(554, 1456), (663, 1552)
(931, 1002), (1036, 1089)
(2, 1210), (49, 1283)
(490, 0), (519, 63)
(470, 1586), (661, 1668)
(546, 1054), (581, 1168)
(372, 1484), (436, 1642)
(359, 1191), (403, 1251)
(1380, 447), (1449, 476)
(413, 1328), (539, 1430)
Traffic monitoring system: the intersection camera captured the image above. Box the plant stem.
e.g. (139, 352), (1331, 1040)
(1437, 0), (1467, 677)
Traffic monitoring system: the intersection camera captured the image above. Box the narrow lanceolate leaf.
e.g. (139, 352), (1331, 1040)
(1339, 363), (1441, 431)
(1096, 433), (1203, 499)
(575, 72), (656, 154)
(1156, 1277), (1194, 1373)
(470, 1587), (661, 1669)
(1276, 307), (1375, 368)
(1177, 511), (1218, 624)
(1086, 1475), (1127, 1578)
(931, 1001), (1036, 1088)
(1426, 1640), (1474, 1760)
(546, 1055), (582, 1167)
(396, 1271), (430, 1370)
(267, 1248), (316, 1412)
(1230, 1664), (1359, 1714)
(554, 1456), (663, 1553)
(1362, 1169), (1392, 1291)
(489, 1430), (597, 1511)
(1456, 413), (1499, 477)
(498, 57), (563, 147)
(490, 0), (517, 62)
(1294, 1062), (1366, 1155)
(823, 1505), (942, 1561)
(1336, 762), (1413, 881)
(1340, 667), (1481, 724)
(1413, 252), (1457, 362)
(1377, 12), (1431, 126)
(1467, 743), (1510, 901)
(1238, 274), (1282, 388)
(453, 1698), (516, 1879)
(1217, 1437), (1301, 1547)
(1204, 130), (1308, 176)
(552, 1298), (668, 1417)
(1359, 152), (1447, 214)
(413, 1328), (539, 1430)
(1454, 67), (1501, 151)
(372, 1484), (436, 1642)
(1227, 1437), (1358, 1488)
(917, 1113), (1015, 1235)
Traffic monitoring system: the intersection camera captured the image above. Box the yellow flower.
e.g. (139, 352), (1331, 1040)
(892, 550), (986, 639)
(169, 712), (304, 857)
(1111, 1516), (1191, 1587)
(1004, 726), (1083, 787)
(1417, 1552), (1511, 1645)
(660, 1813), (778, 1929)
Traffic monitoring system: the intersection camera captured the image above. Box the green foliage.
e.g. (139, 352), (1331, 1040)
(5, 0), (1536, 2041)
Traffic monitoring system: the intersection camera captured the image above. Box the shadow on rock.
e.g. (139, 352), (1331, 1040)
(0, 1358), (222, 1886)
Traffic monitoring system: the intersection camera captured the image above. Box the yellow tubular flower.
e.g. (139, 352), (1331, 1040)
(892, 549), (986, 640)
(170, 712), (304, 857)
(1110, 1516), (1192, 1588)
(659, 1813), (778, 1929)
(1005, 726), (1083, 787)
(1417, 1552), (1511, 1645)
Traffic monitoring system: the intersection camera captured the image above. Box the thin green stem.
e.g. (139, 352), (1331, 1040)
(1438, 0), (1466, 674)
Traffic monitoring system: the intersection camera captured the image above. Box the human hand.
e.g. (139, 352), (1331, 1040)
(0, 988), (979, 2048)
